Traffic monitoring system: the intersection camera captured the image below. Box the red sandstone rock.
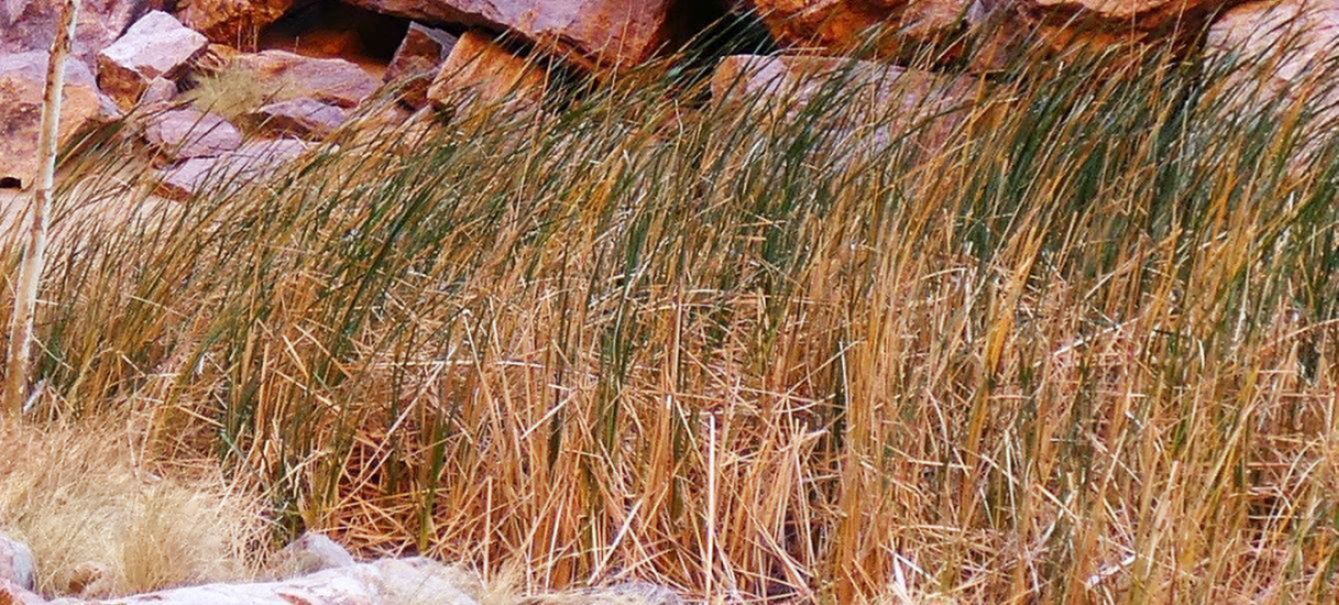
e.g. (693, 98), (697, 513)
(750, 0), (976, 56)
(177, 0), (309, 47)
(385, 23), (459, 109)
(142, 108), (242, 163)
(249, 98), (349, 139)
(0, 52), (107, 188)
(1018, 0), (1241, 47)
(0, 0), (151, 64)
(96, 11), (208, 110)
(227, 50), (381, 108)
(156, 138), (308, 200)
(426, 30), (547, 112)
(342, 0), (698, 68)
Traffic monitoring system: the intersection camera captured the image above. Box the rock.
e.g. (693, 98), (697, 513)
(272, 532), (357, 578)
(426, 30), (547, 112)
(139, 77), (179, 106)
(385, 23), (459, 109)
(178, 0), (309, 47)
(0, 579), (45, 605)
(75, 561), (479, 605)
(96, 11), (208, 110)
(0, 534), (35, 590)
(712, 54), (980, 157)
(1206, 0), (1339, 123)
(0, 51), (106, 188)
(1018, 0), (1238, 47)
(582, 582), (684, 604)
(142, 108), (242, 163)
(228, 50), (380, 108)
(342, 0), (701, 68)
(0, 0), (151, 64)
(156, 138), (308, 200)
(751, 0), (976, 57)
(249, 99), (348, 139)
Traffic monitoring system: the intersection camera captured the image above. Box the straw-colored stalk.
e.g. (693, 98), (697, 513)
(3, 0), (82, 418)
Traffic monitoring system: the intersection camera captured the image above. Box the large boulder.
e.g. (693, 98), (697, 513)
(385, 23), (458, 109)
(711, 54), (980, 156)
(426, 30), (547, 111)
(142, 108), (242, 164)
(751, 0), (975, 56)
(1017, 0), (1242, 47)
(96, 11), (209, 110)
(0, 52), (108, 188)
(249, 98), (349, 139)
(177, 0), (309, 47)
(342, 0), (702, 68)
(0, 0), (152, 64)
(1206, 0), (1339, 122)
(156, 138), (308, 200)
(227, 50), (381, 108)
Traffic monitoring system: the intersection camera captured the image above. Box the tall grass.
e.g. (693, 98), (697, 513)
(5, 26), (1339, 603)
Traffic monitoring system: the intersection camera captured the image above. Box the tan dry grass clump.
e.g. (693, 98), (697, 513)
(0, 420), (266, 597)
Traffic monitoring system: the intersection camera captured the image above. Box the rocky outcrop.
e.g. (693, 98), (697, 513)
(712, 54), (980, 156)
(1206, 0), (1339, 124)
(142, 108), (242, 163)
(157, 138), (308, 200)
(96, 11), (208, 109)
(751, 0), (975, 56)
(342, 0), (695, 68)
(249, 98), (349, 138)
(0, 0), (151, 64)
(1017, 0), (1242, 47)
(0, 52), (108, 188)
(227, 50), (381, 108)
(177, 0), (307, 46)
(271, 532), (357, 577)
(426, 30), (548, 111)
(385, 23), (459, 109)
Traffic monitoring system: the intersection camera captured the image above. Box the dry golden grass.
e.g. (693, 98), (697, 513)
(2, 29), (1338, 604)
(0, 420), (265, 597)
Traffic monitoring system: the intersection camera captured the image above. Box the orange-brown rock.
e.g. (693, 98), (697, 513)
(1, 0), (152, 64)
(96, 11), (208, 110)
(177, 0), (310, 46)
(750, 0), (978, 56)
(1206, 0), (1339, 122)
(1018, 0), (1242, 47)
(0, 52), (107, 188)
(385, 23), (459, 109)
(227, 50), (381, 108)
(712, 54), (981, 156)
(249, 98), (349, 139)
(342, 0), (700, 68)
(426, 30), (547, 111)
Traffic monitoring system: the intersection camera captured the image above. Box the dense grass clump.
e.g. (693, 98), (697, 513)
(7, 34), (1339, 603)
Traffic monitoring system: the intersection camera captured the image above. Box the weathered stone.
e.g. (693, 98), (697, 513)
(0, 579), (44, 605)
(0, 0), (151, 64)
(97, 11), (208, 110)
(751, 0), (976, 57)
(156, 138), (308, 200)
(1206, 0), (1339, 124)
(712, 54), (980, 157)
(1018, 0), (1240, 47)
(178, 0), (309, 47)
(143, 108), (242, 163)
(272, 533), (357, 579)
(0, 534), (35, 590)
(0, 52), (106, 188)
(385, 23), (459, 109)
(426, 30), (547, 111)
(228, 50), (381, 108)
(249, 99), (348, 139)
(342, 0), (700, 68)
(580, 582), (684, 604)
(139, 77), (179, 106)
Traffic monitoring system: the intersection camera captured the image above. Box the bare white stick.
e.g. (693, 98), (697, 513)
(3, 0), (82, 418)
